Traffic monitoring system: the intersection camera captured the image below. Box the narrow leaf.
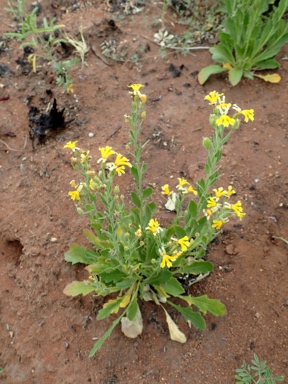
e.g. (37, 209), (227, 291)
(89, 315), (123, 357)
(63, 281), (96, 297)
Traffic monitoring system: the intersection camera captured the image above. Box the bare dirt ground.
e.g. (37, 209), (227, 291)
(0, 1), (287, 383)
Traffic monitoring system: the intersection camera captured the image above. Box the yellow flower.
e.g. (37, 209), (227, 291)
(98, 146), (115, 163)
(115, 166), (126, 176)
(216, 115), (236, 128)
(177, 178), (189, 187)
(177, 236), (190, 252)
(241, 109), (254, 122)
(225, 200), (246, 220)
(80, 150), (90, 163)
(66, 83), (74, 94)
(224, 185), (236, 197)
(212, 218), (228, 230)
(128, 84), (144, 92)
(114, 153), (132, 168)
(68, 190), (80, 201)
(217, 103), (231, 110)
(187, 185), (198, 195)
(160, 253), (177, 268)
(207, 197), (218, 208)
(204, 208), (213, 220)
(213, 187), (225, 199)
(204, 91), (224, 105)
(63, 141), (78, 151)
(146, 218), (161, 235)
(161, 184), (171, 195)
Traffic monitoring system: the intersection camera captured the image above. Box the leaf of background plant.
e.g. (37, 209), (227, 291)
(100, 270), (128, 284)
(63, 281), (96, 296)
(228, 68), (244, 86)
(64, 244), (98, 265)
(254, 58), (280, 70)
(163, 307), (187, 343)
(131, 191), (141, 208)
(143, 187), (153, 200)
(145, 269), (172, 285)
(181, 260), (214, 275)
(121, 306), (143, 338)
(97, 298), (123, 319)
(168, 301), (206, 330)
(198, 65), (227, 85)
(188, 295), (226, 316)
(254, 73), (281, 83)
(162, 277), (185, 296)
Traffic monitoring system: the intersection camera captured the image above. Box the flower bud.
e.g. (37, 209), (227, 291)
(202, 137), (212, 150)
(209, 114), (217, 126)
(114, 185), (120, 195)
(76, 207), (85, 215)
(139, 93), (147, 104)
(71, 157), (78, 166)
(231, 118), (240, 131)
(86, 170), (96, 177)
(141, 111), (146, 120)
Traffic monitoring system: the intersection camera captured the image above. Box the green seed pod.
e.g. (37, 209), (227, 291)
(203, 137), (212, 150)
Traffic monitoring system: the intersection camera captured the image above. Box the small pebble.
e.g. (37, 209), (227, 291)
(50, 237), (57, 243)
(88, 133), (94, 138)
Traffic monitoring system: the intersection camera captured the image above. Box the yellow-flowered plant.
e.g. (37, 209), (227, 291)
(63, 85), (253, 356)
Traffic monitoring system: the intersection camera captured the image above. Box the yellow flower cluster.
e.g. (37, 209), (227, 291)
(128, 83), (147, 103)
(204, 91), (254, 128)
(161, 178), (197, 196)
(204, 185), (245, 229)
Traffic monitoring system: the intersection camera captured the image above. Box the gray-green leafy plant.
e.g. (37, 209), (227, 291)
(198, 0), (288, 86)
(235, 354), (284, 383)
(5, 4), (80, 91)
(54, 58), (80, 92)
(5, 0), (27, 21)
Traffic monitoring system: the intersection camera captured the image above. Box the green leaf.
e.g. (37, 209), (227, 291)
(63, 281), (96, 297)
(181, 261), (214, 275)
(100, 270), (128, 283)
(143, 187), (153, 200)
(131, 166), (139, 181)
(198, 65), (227, 85)
(64, 244), (98, 265)
(174, 225), (187, 239)
(228, 68), (244, 86)
(97, 298), (123, 320)
(83, 230), (112, 249)
(168, 301), (206, 330)
(187, 200), (198, 218)
(253, 58), (280, 70)
(162, 277), (185, 296)
(188, 295), (226, 316)
(127, 296), (138, 321)
(131, 191), (141, 208)
(89, 314), (123, 357)
(145, 269), (172, 285)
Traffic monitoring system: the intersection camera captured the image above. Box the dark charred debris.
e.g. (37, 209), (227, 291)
(28, 98), (74, 149)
